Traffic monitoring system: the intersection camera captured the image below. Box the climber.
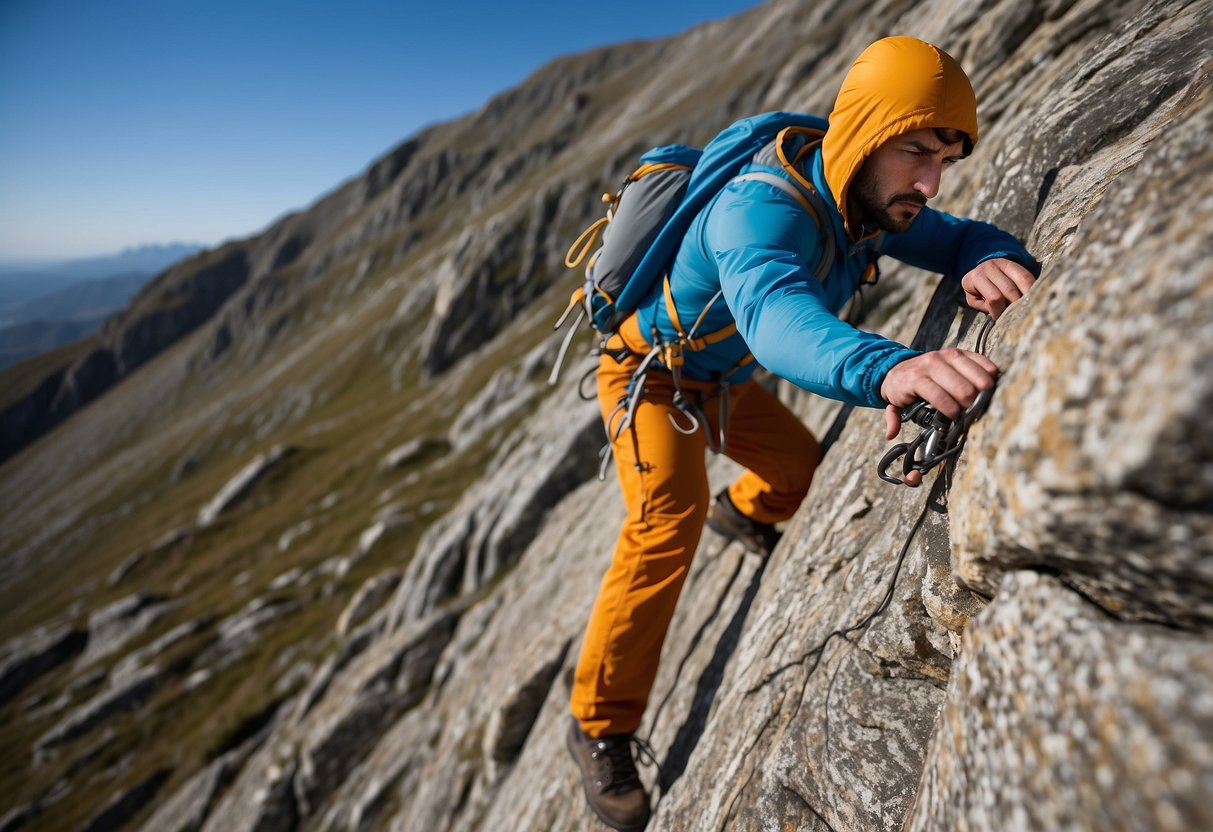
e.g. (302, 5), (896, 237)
(565, 36), (1039, 831)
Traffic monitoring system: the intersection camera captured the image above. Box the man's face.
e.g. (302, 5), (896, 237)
(850, 127), (966, 234)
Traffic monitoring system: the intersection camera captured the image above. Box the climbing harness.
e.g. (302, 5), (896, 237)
(876, 316), (996, 486)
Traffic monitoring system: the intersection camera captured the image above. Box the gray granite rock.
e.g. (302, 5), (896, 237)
(293, 609), (460, 816)
(81, 767), (172, 832)
(107, 550), (145, 586)
(78, 592), (172, 667)
(196, 596), (300, 673)
(110, 614), (213, 685)
(276, 519), (314, 552)
(314, 708), (442, 832)
(379, 436), (448, 471)
(137, 760), (230, 832)
(381, 475), (626, 831)
(199, 739), (298, 832)
(137, 731), (266, 832)
(0, 624), (87, 707)
(335, 571), (401, 636)
(643, 404), (956, 832)
(36, 663), (168, 753)
(0, 805), (34, 832)
(197, 444), (294, 527)
(347, 514), (410, 569)
(949, 2), (1213, 628)
(418, 195), (566, 381)
(447, 338), (560, 450)
(2, 1), (1210, 830)
(483, 640), (570, 767)
(62, 728), (117, 780)
(385, 356), (601, 624)
(908, 570), (1213, 832)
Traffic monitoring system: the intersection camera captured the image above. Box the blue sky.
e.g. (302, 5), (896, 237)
(0, 0), (762, 263)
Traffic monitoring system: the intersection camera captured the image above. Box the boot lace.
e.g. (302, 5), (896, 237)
(591, 734), (668, 795)
(591, 736), (642, 794)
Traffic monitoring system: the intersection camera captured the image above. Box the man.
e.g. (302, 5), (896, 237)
(566, 36), (1038, 831)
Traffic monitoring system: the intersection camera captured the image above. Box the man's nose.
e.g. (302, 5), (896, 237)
(915, 160), (943, 199)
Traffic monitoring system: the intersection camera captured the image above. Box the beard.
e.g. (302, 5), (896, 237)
(851, 170), (927, 234)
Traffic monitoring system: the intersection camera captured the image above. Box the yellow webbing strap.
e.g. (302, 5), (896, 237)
(727, 353), (756, 373)
(662, 274), (686, 337)
(662, 275), (743, 352)
(661, 275), (687, 369)
(775, 126), (826, 228)
(631, 162), (692, 179)
(565, 216), (609, 269)
(553, 286), (586, 330)
(685, 324), (738, 351)
(564, 163), (691, 271)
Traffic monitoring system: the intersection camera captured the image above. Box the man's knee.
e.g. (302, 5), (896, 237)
(768, 430), (821, 500)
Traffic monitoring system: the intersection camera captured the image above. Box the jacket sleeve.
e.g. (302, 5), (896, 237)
(706, 182), (918, 408)
(881, 206), (1041, 277)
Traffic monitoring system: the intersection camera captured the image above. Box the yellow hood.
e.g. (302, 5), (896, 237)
(822, 37), (978, 237)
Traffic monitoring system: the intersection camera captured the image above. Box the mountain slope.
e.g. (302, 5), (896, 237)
(1, 1), (1210, 831)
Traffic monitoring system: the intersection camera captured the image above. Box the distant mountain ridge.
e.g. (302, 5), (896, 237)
(0, 317), (106, 369)
(0, 243), (201, 306)
(0, 245), (201, 370)
(0, 272), (147, 324)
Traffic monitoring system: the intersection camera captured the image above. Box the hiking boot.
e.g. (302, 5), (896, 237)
(566, 718), (651, 831)
(705, 489), (782, 556)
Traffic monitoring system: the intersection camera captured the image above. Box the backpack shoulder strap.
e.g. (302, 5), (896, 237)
(731, 127), (836, 285)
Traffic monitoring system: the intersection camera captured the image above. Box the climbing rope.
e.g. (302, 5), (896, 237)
(751, 315), (999, 692)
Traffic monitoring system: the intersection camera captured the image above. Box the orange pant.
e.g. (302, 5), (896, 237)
(570, 323), (821, 737)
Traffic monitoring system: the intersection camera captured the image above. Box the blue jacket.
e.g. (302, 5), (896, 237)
(628, 146), (1037, 408)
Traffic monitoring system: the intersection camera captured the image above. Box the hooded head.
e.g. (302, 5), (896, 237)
(822, 37), (977, 237)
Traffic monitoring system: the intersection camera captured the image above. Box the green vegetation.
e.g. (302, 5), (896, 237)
(0, 335), (97, 411)
(0, 187), (571, 828)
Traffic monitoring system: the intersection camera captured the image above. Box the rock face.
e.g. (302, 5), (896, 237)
(197, 609), (460, 832)
(908, 570), (1213, 832)
(0, 624), (86, 706)
(385, 360), (603, 623)
(137, 740), (257, 832)
(78, 592), (172, 666)
(0, 0), (1210, 830)
(36, 663), (169, 753)
(949, 5), (1213, 626)
(81, 767), (173, 832)
(198, 445), (295, 527)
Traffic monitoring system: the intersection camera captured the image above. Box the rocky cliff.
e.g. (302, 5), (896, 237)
(0, 0), (1210, 830)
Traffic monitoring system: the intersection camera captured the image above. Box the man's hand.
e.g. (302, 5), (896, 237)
(880, 349), (999, 486)
(961, 258), (1036, 319)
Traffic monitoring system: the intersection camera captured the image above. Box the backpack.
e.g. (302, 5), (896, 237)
(550, 112), (836, 386)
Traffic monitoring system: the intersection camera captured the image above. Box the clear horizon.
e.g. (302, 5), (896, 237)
(0, 0), (763, 262)
(0, 242), (203, 271)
